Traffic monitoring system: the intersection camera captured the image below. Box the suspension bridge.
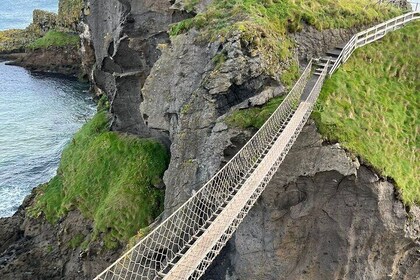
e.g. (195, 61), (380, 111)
(95, 8), (419, 280)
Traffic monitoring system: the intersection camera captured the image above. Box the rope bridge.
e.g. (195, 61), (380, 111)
(95, 10), (419, 280)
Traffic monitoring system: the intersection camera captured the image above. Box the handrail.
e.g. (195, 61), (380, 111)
(329, 10), (419, 75)
(95, 9), (419, 280)
(94, 61), (313, 279)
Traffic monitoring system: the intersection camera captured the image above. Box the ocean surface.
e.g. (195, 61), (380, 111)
(0, 0), (95, 217)
(0, 0), (58, 31)
(0, 63), (96, 217)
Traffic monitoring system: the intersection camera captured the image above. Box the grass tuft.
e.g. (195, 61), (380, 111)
(170, 0), (399, 84)
(28, 30), (79, 50)
(313, 21), (419, 205)
(227, 95), (285, 129)
(30, 111), (169, 248)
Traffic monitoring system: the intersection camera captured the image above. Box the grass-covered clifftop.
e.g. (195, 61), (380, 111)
(28, 30), (79, 50)
(30, 111), (169, 248)
(229, 21), (419, 205)
(171, 0), (400, 82)
(313, 21), (419, 205)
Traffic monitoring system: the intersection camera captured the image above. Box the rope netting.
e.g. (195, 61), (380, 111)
(164, 63), (329, 280)
(95, 61), (315, 280)
(96, 10), (419, 280)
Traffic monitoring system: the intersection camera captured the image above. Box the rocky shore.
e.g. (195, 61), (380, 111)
(0, 0), (418, 279)
(4, 46), (81, 77)
(0, 4), (85, 77)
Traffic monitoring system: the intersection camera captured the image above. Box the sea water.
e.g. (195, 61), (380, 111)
(0, 0), (95, 217)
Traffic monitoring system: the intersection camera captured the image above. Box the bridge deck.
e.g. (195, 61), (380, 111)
(164, 101), (311, 279)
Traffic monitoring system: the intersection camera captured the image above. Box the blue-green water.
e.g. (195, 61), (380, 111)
(0, 0), (58, 31)
(0, 62), (95, 217)
(0, 0), (95, 218)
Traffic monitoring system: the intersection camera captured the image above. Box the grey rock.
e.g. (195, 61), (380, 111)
(204, 122), (419, 280)
(141, 29), (282, 215)
(85, 0), (186, 136)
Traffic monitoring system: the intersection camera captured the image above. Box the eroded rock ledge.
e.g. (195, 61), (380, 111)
(204, 121), (420, 280)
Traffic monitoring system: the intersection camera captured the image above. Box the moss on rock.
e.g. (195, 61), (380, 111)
(58, 0), (84, 30)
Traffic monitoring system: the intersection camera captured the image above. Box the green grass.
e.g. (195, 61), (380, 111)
(69, 233), (85, 249)
(30, 111), (169, 248)
(170, 0), (399, 83)
(227, 95), (285, 129)
(28, 30), (79, 50)
(313, 21), (419, 205)
(184, 0), (201, 12)
(171, 0), (400, 36)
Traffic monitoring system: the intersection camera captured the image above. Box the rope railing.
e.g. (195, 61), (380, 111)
(164, 62), (330, 280)
(95, 61), (313, 280)
(329, 10), (419, 75)
(95, 10), (419, 280)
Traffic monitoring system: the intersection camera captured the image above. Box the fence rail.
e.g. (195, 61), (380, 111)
(329, 10), (420, 75)
(95, 61), (314, 279)
(95, 9), (419, 280)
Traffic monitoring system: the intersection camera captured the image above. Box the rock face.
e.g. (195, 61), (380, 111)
(85, 0), (189, 135)
(0, 191), (122, 280)
(204, 121), (420, 279)
(141, 29), (280, 215)
(9, 45), (81, 76)
(1, 1), (418, 279)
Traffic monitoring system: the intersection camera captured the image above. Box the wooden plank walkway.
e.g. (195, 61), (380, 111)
(164, 101), (312, 279)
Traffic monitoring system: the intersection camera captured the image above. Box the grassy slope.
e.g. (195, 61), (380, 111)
(30, 111), (169, 248)
(170, 0), (399, 85)
(313, 21), (419, 205)
(28, 30), (79, 50)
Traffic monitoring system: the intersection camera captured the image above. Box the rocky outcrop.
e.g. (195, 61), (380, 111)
(0, 190), (122, 280)
(141, 28), (282, 215)
(141, 20), (380, 217)
(292, 25), (363, 63)
(204, 121), (420, 279)
(85, 0), (190, 135)
(9, 45), (81, 76)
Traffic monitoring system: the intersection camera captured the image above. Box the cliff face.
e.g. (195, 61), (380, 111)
(0, 0), (418, 279)
(82, 0), (419, 278)
(85, 0), (189, 135)
(0, 194), (122, 279)
(204, 121), (420, 279)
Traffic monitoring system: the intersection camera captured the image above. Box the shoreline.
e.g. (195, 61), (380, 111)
(0, 46), (82, 78)
(0, 52), (26, 62)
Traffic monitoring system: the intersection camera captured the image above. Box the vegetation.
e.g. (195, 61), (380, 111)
(313, 21), (419, 205)
(69, 233), (85, 249)
(172, 0), (401, 35)
(227, 95), (285, 129)
(171, 0), (399, 83)
(0, 29), (31, 53)
(58, 0), (84, 30)
(30, 111), (170, 248)
(184, 0), (201, 12)
(227, 20), (418, 205)
(28, 30), (79, 50)
(0, 0), (82, 53)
